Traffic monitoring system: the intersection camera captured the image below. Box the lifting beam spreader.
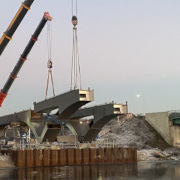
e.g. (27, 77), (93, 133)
(0, 12), (52, 107)
(0, 0), (34, 56)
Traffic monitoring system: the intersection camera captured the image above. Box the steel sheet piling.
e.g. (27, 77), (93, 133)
(59, 149), (67, 166)
(124, 148), (129, 162)
(128, 148), (133, 162)
(133, 147), (137, 162)
(98, 148), (104, 164)
(113, 147), (119, 164)
(26, 150), (34, 167)
(67, 148), (75, 165)
(105, 148), (112, 164)
(82, 148), (90, 165)
(90, 148), (97, 164)
(43, 149), (50, 166)
(75, 148), (82, 165)
(34, 150), (43, 167)
(16, 150), (26, 167)
(120, 148), (125, 162)
(9, 147), (137, 167)
(51, 149), (58, 166)
(13, 150), (17, 166)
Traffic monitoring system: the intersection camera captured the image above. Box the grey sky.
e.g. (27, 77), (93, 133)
(1, 0), (180, 116)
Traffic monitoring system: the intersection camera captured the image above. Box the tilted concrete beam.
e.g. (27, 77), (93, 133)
(68, 103), (128, 142)
(0, 89), (94, 143)
(34, 89), (94, 119)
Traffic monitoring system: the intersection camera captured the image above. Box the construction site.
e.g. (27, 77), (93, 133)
(0, 0), (132, 167)
(0, 0), (180, 171)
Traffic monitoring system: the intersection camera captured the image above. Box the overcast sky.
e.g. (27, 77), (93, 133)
(1, 0), (180, 116)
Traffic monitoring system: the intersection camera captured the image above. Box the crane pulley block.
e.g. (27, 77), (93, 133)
(47, 60), (53, 69)
(72, 16), (78, 26)
(44, 12), (52, 21)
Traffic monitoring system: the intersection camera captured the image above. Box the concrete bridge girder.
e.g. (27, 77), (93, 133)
(68, 103), (127, 142)
(71, 104), (127, 119)
(0, 90), (128, 143)
(34, 89), (94, 119)
(0, 110), (42, 142)
(0, 89), (94, 143)
(0, 110), (62, 143)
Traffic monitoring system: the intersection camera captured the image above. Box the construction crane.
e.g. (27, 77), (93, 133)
(0, 12), (52, 107)
(0, 0), (34, 56)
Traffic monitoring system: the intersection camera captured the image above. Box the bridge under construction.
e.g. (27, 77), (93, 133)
(0, 89), (128, 143)
(0, 0), (128, 144)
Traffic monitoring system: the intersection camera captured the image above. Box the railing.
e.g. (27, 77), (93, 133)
(1, 137), (121, 151)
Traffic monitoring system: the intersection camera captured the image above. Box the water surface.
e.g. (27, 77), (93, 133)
(0, 161), (180, 180)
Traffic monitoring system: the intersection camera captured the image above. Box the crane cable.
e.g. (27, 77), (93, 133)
(70, 0), (82, 90)
(45, 21), (55, 99)
(71, 0), (78, 17)
(47, 21), (52, 62)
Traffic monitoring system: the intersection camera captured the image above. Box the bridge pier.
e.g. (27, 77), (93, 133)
(67, 103), (128, 142)
(0, 89), (94, 143)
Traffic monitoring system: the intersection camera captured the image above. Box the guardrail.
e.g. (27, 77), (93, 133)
(1, 138), (121, 151)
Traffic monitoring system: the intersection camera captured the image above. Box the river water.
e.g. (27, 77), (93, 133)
(0, 161), (180, 180)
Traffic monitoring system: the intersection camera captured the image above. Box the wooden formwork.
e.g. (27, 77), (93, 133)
(9, 147), (137, 167)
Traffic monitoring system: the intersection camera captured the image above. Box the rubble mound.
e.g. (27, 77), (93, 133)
(100, 114), (180, 160)
(101, 114), (171, 150)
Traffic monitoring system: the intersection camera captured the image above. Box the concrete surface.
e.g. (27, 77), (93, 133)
(145, 111), (180, 147)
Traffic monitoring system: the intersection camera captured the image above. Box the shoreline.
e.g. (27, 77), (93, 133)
(0, 148), (180, 168)
(0, 155), (14, 168)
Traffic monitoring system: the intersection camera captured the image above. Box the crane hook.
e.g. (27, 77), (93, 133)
(47, 60), (52, 69)
(72, 16), (78, 27)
